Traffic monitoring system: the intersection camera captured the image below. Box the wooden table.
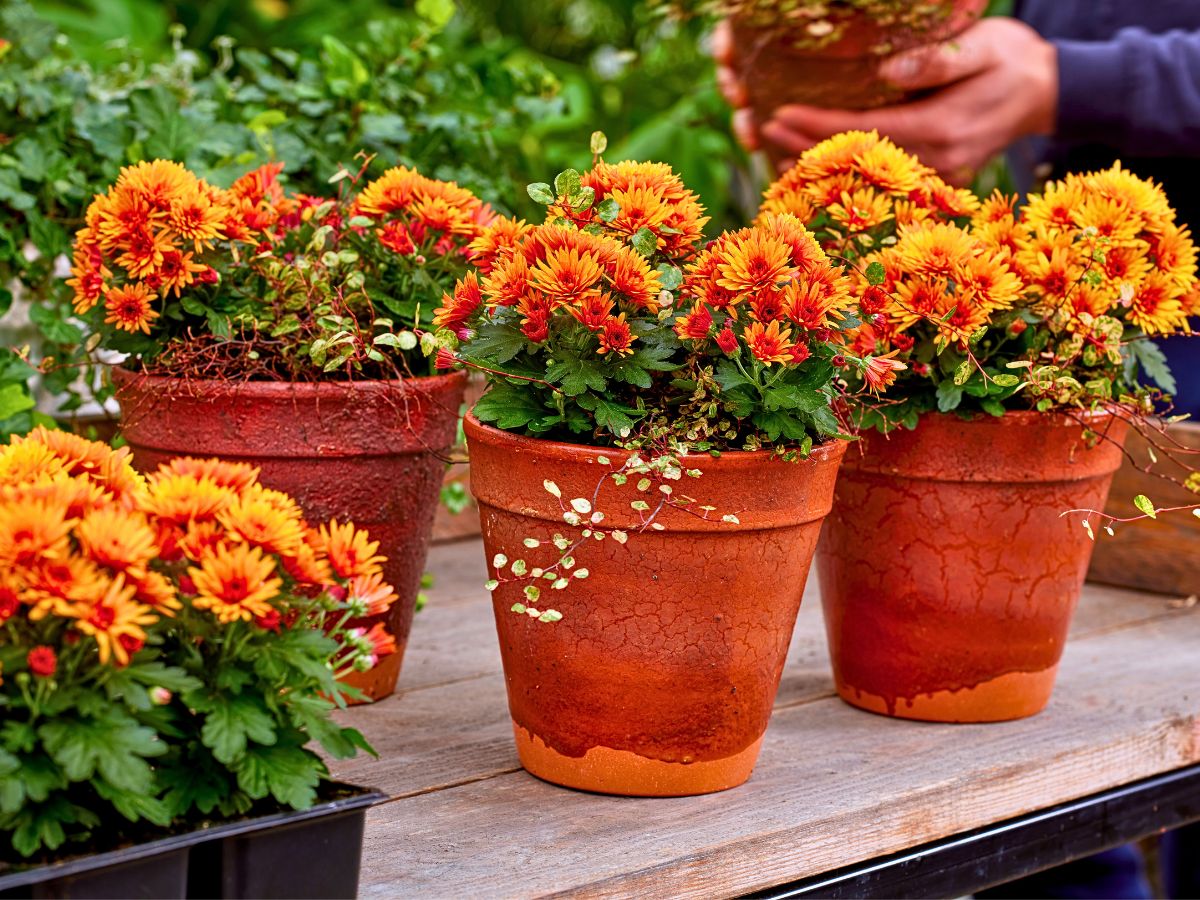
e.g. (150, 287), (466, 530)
(331, 540), (1200, 899)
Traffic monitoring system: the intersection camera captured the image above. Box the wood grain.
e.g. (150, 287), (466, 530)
(1088, 420), (1200, 597)
(331, 539), (1200, 899)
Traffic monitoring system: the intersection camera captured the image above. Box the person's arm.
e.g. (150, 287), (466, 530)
(1055, 27), (1200, 156)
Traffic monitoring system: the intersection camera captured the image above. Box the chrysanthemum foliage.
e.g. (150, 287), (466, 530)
(758, 131), (1200, 430)
(442, 146), (889, 452)
(0, 429), (396, 860)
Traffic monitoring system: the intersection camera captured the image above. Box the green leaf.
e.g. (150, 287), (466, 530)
(461, 322), (529, 365)
(472, 381), (549, 431)
(546, 356), (607, 396)
(596, 198), (620, 223)
(656, 264), (683, 292)
(980, 397), (1006, 417)
(38, 713), (164, 793)
(936, 381), (963, 413)
(527, 182), (555, 205)
(1133, 494), (1157, 519)
(590, 131), (608, 155)
(952, 360), (972, 386)
(28, 303), (82, 345)
(1127, 340), (1177, 394)
(198, 695), (277, 765)
(0, 383), (34, 420)
(415, 0), (456, 29)
(991, 373), (1021, 388)
(576, 393), (641, 436)
(233, 744), (322, 809)
(630, 227), (657, 257)
(865, 262), (887, 286)
(553, 169), (582, 199)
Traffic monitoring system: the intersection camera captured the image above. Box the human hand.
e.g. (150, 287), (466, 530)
(711, 19), (760, 151)
(741, 18), (1058, 184)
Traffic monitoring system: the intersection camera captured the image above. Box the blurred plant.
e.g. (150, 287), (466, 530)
(0, 0), (559, 432)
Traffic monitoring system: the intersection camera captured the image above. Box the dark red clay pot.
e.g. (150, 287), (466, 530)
(465, 414), (846, 797)
(112, 367), (467, 702)
(732, 1), (987, 163)
(816, 411), (1129, 724)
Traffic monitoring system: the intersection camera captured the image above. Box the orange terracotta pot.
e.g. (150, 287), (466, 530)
(731, 1), (987, 165)
(465, 414), (846, 796)
(817, 411), (1129, 723)
(112, 367), (467, 702)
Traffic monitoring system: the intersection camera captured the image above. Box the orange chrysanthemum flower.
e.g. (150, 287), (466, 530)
(69, 574), (159, 666)
(715, 229), (794, 295)
(217, 485), (306, 558)
(743, 320), (795, 365)
(77, 506), (159, 580)
(104, 283), (160, 334)
(597, 313), (635, 356)
(353, 165), (494, 259)
(157, 457), (260, 493)
(141, 473), (237, 526)
(189, 542), (283, 624)
(570, 159), (709, 255)
(861, 351), (907, 393)
(318, 520), (386, 580)
(433, 272), (484, 330)
(0, 498), (76, 568)
(348, 572), (398, 617)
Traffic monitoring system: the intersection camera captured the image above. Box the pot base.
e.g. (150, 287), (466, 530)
(339, 642), (407, 704)
(513, 725), (761, 797)
(836, 667), (1060, 723)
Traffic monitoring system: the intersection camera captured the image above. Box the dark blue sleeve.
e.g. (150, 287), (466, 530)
(1055, 28), (1200, 156)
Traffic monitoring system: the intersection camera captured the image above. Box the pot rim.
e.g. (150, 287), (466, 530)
(463, 410), (848, 467)
(110, 364), (468, 398)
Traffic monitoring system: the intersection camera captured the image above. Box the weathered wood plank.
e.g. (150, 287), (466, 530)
(349, 611), (1200, 899)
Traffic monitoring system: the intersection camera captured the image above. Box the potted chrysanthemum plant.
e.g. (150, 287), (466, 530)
(67, 158), (489, 700)
(435, 137), (896, 797)
(0, 428), (397, 898)
(767, 133), (1200, 723)
(660, 0), (986, 156)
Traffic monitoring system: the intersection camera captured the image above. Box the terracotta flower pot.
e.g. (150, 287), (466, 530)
(817, 411), (1129, 723)
(465, 414), (846, 797)
(112, 368), (468, 701)
(731, 0), (987, 163)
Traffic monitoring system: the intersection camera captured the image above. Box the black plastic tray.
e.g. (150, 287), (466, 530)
(0, 783), (384, 899)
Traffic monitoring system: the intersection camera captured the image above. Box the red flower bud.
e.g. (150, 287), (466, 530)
(434, 348), (459, 370)
(832, 354), (847, 368)
(255, 609), (282, 632)
(715, 324), (738, 354)
(1007, 319), (1028, 337)
(789, 343), (811, 365)
(27, 646), (56, 678)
